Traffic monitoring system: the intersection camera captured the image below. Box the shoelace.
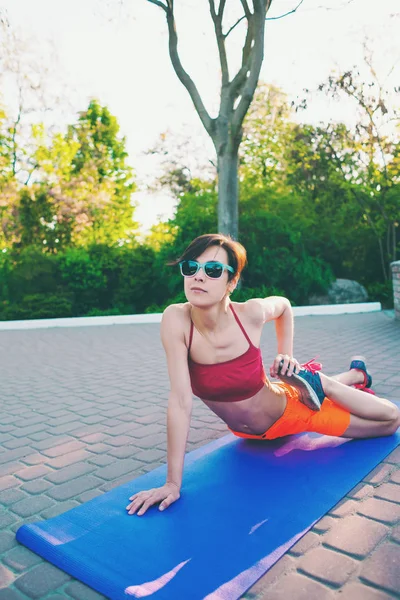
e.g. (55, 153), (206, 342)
(301, 357), (322, 374)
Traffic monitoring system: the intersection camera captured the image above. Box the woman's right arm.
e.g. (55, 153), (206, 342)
(162, 305), (193, 490)
(126, 305), (193, 516)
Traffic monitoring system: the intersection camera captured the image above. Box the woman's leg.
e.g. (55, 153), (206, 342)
(341, 412), (400, 439)
(330, 369), (364, 386)
(320, 372), (399, 422)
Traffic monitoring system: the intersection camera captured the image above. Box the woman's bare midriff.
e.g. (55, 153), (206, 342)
(202, 381), (288, 435)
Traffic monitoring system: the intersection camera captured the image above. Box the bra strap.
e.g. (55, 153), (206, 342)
(188, 319), (194, 352)
(229, 303), (252, 345)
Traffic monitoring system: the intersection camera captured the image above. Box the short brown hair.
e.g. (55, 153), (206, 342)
(171, 233), (247, 281)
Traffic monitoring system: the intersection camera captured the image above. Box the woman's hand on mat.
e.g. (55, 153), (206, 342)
(126, 482), (181, 516)
(270, 354), (300, 378)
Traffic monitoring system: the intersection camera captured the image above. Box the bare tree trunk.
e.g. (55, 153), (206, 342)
(217, 150), (239, 238)
(147, 0), (272, 241)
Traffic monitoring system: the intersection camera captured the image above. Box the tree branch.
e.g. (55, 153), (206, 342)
(147, 0), (168, 12)
(231, 0), (271, 136)
(240, 0), (252, 18)
(218, 0), (227, 18)
(224, 16), (246, 39)
(151, 2), (214, 137)
(209, 0), (229, 86)
(265, 0), (305, 21)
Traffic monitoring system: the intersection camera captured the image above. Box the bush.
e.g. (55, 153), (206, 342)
(365, 280), (394, 309)
(0, 293), (73, 321)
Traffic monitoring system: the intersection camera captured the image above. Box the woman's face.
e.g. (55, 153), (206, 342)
(183, 245), (235, 307)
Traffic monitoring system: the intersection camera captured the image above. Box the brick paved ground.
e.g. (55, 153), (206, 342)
(0, 310), (399, 600)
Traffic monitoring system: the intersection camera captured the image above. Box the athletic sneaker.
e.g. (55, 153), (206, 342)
(278, 358), (325, 412)
(349, 357), (372, 389)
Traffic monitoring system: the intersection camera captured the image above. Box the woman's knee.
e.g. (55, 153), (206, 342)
(387, 406), (400, 434)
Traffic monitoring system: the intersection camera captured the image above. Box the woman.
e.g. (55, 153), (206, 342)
(126, 234), (399, 516)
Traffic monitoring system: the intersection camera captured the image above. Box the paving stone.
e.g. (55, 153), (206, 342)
(288, 531), (321, 557)
(374, 482), (400, 504)
(77, 489), (104, 503)
(20, 453), (47, 466)
(95, 459), (142, 481)
(14, 562), (71, 598)
(253, 571), (333, 600)
(0, 531), (18, 553)
(12, 424), (45, 438)
(86, 443), (110, 455)
(329, 498), (358, 518)
(100, 470), (142, 492)
(3, 545), (43, 572)
(0, 462), (25, 478)
(391, 525), (400, 543)
(66, 580), (107, 600)
(3, 437), (34, 450)
(102, 435), (136, 448)
(0, 589), (26, 600)
(323, 514), (388, 557)
(46, 475), (103, 501)
(10, 495), (55, 518)
(88, 454), (116, 467)
(14, 465), (52, 481)
(389, 469), (400, 484)
(69, 425), (105, 439)
(337, 581), (395, 599)
(131, 434), (166, 449)
(357, 497), (400, 524)
(384, 446), (400, 464)
(10, 516), (44, 534)
(79, 433), (109, 444)
(297, 545), (357, 587)
(41, 500), (80, 519)
(242, 555), (295, 597)
(44, 462), (96, 484)
(0, 564), (15, 588)
(0, 489), (28, 506)
(133, 449), (166, 463)
(364, 463), (395, 485)
(45, 449), (93, 469)
(130, 424), (164, 439)
(28, 432), (49, 442)
(0, 511), (17, 528)
(32, 435), (72, 451)
(0, 476), (19, 492)
(360, 542), (400, 594)
(41, 440), (85, 458)
(50, 421), (85, 435)
(108, 446), (142, 459)
(311, 515), (336, 533)
(347, 482), (375, 501)
(20, 479), (53, 495)
(105, 423), (140, 436)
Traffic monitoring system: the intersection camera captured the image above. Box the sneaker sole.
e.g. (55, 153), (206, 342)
(278, 372), (322, 411)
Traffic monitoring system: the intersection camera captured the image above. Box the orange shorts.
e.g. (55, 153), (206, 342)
(229, 382), (351, 440)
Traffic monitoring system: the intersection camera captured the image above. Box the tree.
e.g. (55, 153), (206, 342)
(26, 100), (139, 250)
(146, 0), (278, 239)
(296, 50), (400, 281)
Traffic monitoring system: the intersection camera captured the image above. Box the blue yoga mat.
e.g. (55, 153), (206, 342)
(17, 428), (400, 600)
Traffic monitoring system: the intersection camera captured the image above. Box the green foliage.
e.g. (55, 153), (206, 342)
(365, 280), (394, 309)
(0, 294), (73, 321)
(0, 99), (138, 253)
(0, 73), (398, 320)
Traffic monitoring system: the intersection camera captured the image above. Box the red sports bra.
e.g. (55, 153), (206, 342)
(187, 303), (267, 402)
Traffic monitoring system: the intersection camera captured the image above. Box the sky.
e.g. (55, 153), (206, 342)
(1, 0), (399, 231)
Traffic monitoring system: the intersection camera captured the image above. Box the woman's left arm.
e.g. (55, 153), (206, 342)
(247, 296), (299, 378)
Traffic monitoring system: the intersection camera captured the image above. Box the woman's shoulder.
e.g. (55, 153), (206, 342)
(231, 299), (264, 325)
(162, 302), (191, 325)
